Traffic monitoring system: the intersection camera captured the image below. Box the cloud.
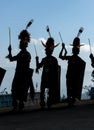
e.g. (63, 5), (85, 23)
(31, 38), (39, 44)
(80, 43), (94, 53)
(31, 37), (46, 45)
(39, 38), (46, 43)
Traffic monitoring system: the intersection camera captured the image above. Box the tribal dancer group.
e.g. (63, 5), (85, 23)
(1, 20), (94, 111)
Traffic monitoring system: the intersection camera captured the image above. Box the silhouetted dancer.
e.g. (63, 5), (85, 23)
(36, 37), (60, 108)
(6, 30), (35, 111)
(89, 53), (94, 82)
(59, 37), (86, 107)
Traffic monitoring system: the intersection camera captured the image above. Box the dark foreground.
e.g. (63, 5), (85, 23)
(0, 101), (94, 130)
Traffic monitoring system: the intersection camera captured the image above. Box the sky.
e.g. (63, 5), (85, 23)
(0, 0), (94, 97)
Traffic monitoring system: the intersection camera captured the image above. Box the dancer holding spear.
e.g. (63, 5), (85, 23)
(59, 27), (86, 107)
(89, 39), (94, 67)
(88, 39), (94, 82)
(36, 25), (60, 108)
(6, 20), (35, 111)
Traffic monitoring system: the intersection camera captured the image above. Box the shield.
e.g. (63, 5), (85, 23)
(41, 59), (61, 105)
(67, 57), (86, 100)
(75, 59), (86, 99)
(57, 65), (61, 102)
(48, 65), (61, 104)
(0, 67), (6, 86)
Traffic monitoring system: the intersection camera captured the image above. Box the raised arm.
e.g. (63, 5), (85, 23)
(35, 56), (43, 73)
(59, 43), (67, 60)
(90, 53), (94, 68)
(6, 44), (17, 61)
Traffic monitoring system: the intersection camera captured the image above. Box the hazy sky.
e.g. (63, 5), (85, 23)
(0, 0), (94, 94)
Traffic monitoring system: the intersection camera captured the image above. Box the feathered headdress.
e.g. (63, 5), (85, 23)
(41, 37), (59, 50)
(18, 19), (34, 43)
(70, 37), (84, 47)
(18, 29), (30, 43)
(70, 27), (84, 47)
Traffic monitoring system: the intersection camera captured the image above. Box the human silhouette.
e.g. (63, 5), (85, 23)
(89, 53), (94, 81)
(36, 37), (60, 108)
(59, 37), (86, 106)
(6, 29), (35, 111)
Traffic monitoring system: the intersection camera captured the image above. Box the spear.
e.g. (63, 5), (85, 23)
(88, 38), (92, 54)
(33, 42), (39, 73)
(34, 44), (39, 73)
(6, 27), (12, 58)
(9, 27), (11, 46)
(59, 32), (67, 54)
(33, 43), (37, 56)
(59, 32), (63, 43)
(46, 25), (51, 37)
